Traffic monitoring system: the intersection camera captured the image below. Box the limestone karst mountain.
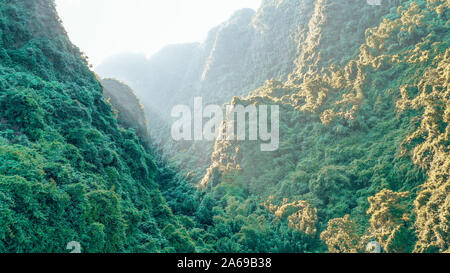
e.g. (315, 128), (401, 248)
(96, 0), (404, 181)
(0, 0), (448, 253)
(99, 0), (448, 253)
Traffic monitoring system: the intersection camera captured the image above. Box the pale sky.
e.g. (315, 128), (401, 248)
(55, 0), (262, 67)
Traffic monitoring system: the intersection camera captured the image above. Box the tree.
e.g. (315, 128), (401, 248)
(367, 189), (413, 253)
(320, 215), (361, 253)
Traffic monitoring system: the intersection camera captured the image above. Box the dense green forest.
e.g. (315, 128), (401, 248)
(0, 0), (195, 253)
(194, 0), (449, 253)
(0, 0), (448, 253)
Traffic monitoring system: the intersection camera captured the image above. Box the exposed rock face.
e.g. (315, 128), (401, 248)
(96, 0), (397, 119)
(96, 0), (403, 181)
(95, 2), (305, 117)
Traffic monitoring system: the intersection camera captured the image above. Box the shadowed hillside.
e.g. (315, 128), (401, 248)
(101, 78), (150, 144)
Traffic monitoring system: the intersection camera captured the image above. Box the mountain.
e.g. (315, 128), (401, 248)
(95, 5), (298, 117)
(97, 0), (448, 253)
(198, 0), (449, 253)
(0, 0), (448, 254)
(0, 0), (195, 253)
(96, 1), (399, 116)
(95, 0), (404, 179)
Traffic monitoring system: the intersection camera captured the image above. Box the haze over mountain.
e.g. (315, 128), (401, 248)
(96, 4), (303, 116)
(0, 0), (448, 253)
(55, 0), (262, 66)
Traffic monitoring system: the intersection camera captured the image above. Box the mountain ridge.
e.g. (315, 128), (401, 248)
(0, 0), (448, 253)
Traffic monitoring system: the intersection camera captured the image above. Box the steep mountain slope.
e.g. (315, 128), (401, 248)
(0, 0), (195, 253)
(96, 7), (290, 115)
(97, 0), (400, 115)
(199, 0), (449, 253)
(2, 0), (447, 254)
(96, 0), (402, 182)
(93, 0), (449, 253)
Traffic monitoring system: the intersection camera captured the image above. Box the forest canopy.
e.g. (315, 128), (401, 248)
(0, 0), (448, 253)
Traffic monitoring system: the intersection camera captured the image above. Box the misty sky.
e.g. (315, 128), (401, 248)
(55, 0), (262, 67)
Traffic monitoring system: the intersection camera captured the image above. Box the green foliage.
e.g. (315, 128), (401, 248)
(367, 189), (414, 253)
(195, 0), (448, 253)
(0, 0), (448, 254)
(0, 0), (194, 253)
(320, 215), (361, 253)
